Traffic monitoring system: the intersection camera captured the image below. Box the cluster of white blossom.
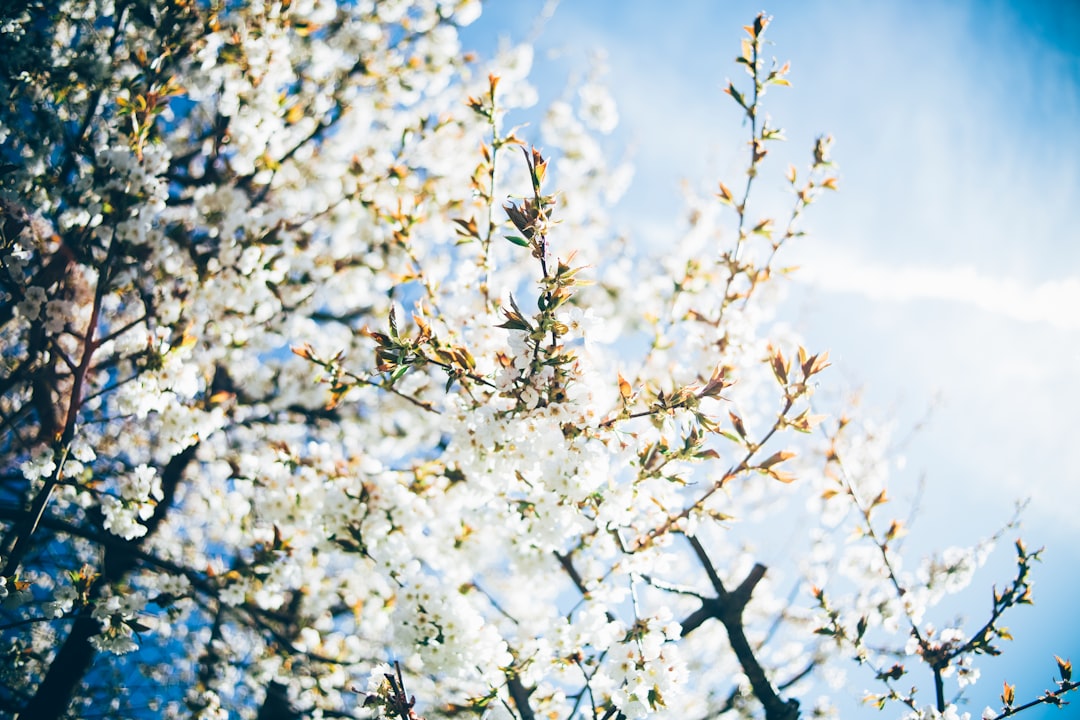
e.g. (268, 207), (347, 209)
(0, 2), (1066, 720)
(86, 589), (145, 655)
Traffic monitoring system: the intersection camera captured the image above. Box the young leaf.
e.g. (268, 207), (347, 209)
(769, 346), (789, 385)
(717, 181), (735, 205)
(751, 218), (774, 238)
(388, 305), (399, 339)
(725, 82), (747, 110)
(729, 410), (747, 439)
(759, 449), (795, 470)
(1056, 656), (1073, 682)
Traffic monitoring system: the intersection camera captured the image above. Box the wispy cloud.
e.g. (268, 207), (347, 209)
(799, 257), (1080, 331)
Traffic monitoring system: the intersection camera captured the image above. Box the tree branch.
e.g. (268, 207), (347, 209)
(17, 444), (199, 720)
(506, 674), (536, 720)
(679, 537), (799, 720)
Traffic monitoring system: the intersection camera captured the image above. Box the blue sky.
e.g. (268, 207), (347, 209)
(463, 1), (1079, 716)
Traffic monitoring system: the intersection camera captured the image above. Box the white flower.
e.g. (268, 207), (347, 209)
(451, 0), (481, 26)
(44, 299), (70, 333)
(101, 496), (148, 540)
(17, 285), (46, 320)
(957, 664), (981, 688)
(70, 435), (97, 463)
(904, 634), (921, 656)
(939, 626), (965, 643)
(120, 464), (162, 503)
(89, 627), (139, 655)
(578, 82), (619, 134)
(44, 585), (78, 618)
(557, 305), (601, 344)
(20, 446), (56, 482)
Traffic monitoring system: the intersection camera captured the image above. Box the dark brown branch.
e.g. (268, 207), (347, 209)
(680, 600), (721, 638)
(777, 660), (816, 691)
(687, 534), (727, 595)
(679, 536), (799, 720)
(554, 551), (588, 596)
(990, 680), (1080, 719)
(256, 681), (303, 720)
(17, 444), (199, 720)
(722, 597), (798, 720)
(2, 232), (115, 580)
(506, 674), (536, 720)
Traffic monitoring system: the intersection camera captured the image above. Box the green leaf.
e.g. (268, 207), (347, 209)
(726, 82), (747, 109)
(505, 235), (529, 247)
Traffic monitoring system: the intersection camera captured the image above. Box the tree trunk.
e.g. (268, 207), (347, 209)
(17, 444), (198, 720)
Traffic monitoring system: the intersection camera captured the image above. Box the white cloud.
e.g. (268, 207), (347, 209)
(798, 255), (1080, 331)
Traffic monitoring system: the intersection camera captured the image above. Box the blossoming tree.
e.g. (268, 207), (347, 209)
(0, 1), (1074, 719)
